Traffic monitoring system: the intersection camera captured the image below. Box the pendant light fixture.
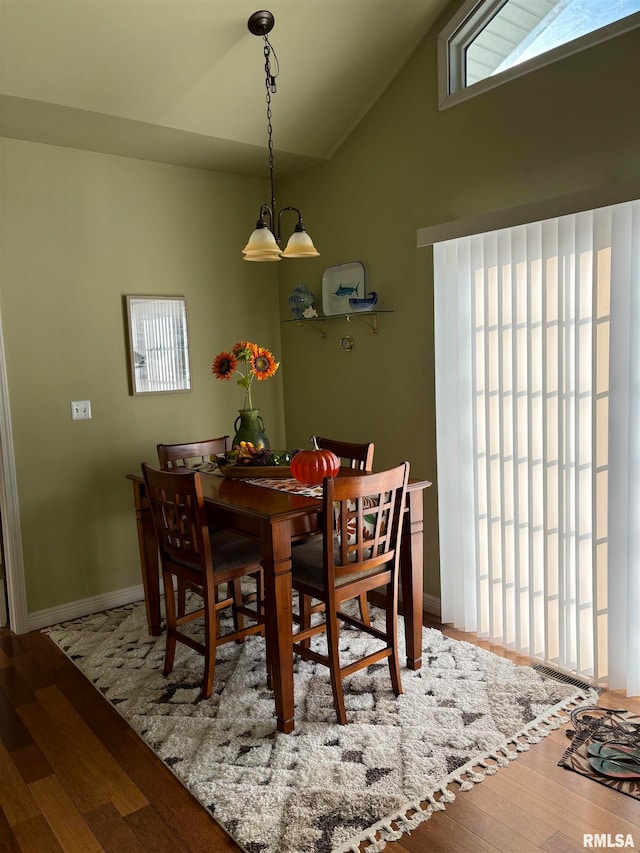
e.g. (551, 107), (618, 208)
(242, 10), (319, 262)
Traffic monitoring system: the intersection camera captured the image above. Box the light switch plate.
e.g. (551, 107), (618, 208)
(70, 400), (92, 420)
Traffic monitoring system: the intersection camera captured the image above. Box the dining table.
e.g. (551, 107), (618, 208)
(126, 467), (430, 733)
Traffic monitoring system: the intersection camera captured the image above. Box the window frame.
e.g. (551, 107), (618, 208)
(438, 0), (640, 110)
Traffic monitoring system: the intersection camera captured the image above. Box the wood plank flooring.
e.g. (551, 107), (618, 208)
(1, 615), (638, 852)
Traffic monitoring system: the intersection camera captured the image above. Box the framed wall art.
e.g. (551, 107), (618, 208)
(125, 295), (192, 395)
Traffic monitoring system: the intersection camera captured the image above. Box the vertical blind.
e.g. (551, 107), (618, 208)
(433, 200), (639, 695)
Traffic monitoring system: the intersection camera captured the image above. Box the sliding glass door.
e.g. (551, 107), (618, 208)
(433, 200), (639, 695)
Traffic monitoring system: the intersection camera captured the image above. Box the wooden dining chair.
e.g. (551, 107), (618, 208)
(141, 463), (265, 700)
(157, 436), (229, 470)
(314, 436), (374, 472)
(303, 436), (375, 626)
(290, 462), (409, 725)
(157, 436), (253, 630)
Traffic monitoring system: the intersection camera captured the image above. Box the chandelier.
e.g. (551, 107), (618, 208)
(242, 10), (320, 262)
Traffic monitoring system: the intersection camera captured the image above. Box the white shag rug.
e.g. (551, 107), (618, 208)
(45, 599), (596, 853)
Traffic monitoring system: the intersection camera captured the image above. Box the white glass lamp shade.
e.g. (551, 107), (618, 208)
(243, 252), (282, 262)
(242, 224), (282, 260)
(282, 228), (320, 258)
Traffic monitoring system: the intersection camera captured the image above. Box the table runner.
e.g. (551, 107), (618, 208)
(242, 477), (323, 498)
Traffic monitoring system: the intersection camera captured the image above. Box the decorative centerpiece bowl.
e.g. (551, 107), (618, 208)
(216, 447), (295, 478)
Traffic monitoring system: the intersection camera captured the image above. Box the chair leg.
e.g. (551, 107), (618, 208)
(299, 593), (312, 649)
(177, 579), (187, 618)
(162, 571), (177, 677)
(358, 592), (370, 626)
(251, 569), (271, 688)
(201, 583), (217, 699)
(385, 583), (403, 697)
(256, 568), (265, 618)
(325, 602), (347, 725)
(232, 578), (245, 641)
(264, 628), (272, 691)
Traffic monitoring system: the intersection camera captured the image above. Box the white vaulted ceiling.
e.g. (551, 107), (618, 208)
(0, 0), (450, 177)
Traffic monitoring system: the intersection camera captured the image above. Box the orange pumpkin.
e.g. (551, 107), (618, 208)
(291, 445), (340, 486)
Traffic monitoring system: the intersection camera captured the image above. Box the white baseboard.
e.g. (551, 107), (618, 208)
(27, 584), (146, 632)
(387, 586), (442, 619)
(423, 593), (441, 618)
(25, 585), (442, 633)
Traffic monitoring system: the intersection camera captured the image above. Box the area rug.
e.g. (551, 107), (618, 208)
(45, 600), (597, 853)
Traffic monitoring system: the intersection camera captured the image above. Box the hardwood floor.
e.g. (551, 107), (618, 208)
(1, 615), (638, 853)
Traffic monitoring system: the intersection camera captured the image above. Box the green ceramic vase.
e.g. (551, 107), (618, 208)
(232, 408), (270, 450)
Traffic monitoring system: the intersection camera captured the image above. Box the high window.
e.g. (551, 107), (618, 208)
(438, 0), (640, 108)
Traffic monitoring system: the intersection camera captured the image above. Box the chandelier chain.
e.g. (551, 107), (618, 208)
(243, 13), (318, 259)
(263, 39), (275, 184)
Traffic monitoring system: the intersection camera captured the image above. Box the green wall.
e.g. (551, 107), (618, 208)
(276, 11), (640, 600)
(0, 139), (284, 614)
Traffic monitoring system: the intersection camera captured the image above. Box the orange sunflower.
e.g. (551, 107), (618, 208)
(251, 347), (279, 380)
(232, 341), (259, 360)
(211, 351), (237, 380)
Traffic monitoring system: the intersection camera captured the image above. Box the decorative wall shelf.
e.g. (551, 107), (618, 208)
(282, 310), (392, 338)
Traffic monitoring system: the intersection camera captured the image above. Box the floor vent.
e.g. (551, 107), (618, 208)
(533, 663), (605, 695)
